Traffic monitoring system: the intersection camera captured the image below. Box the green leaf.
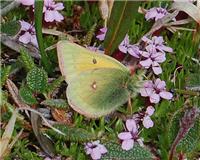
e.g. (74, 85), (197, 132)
(47, 76), (64, 95)
(104, 1), (140, 55)
(31, 112), (55, 157)
(186, 67), (200, 91)
(168, 107), (200, 155)
(168, 109), (185, 145)
(34, 0), (52, 73)
(19, 86), (37, 105)
(102, 142), (153, 160)
(1, 21), (21, 36)
(26, 67), (48, 93)
(47, 124), (96, 142)
(176, 117), (200, 153)
(41, 99), (68, 109)
(0, 65), (11, 86)
(19, 49), (36, 72)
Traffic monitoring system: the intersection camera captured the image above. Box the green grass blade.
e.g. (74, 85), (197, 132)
(104, 1), (140, 55)
(34, 0), (52, 73)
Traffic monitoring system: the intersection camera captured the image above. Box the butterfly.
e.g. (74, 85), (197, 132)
(57, 41), (142, 118)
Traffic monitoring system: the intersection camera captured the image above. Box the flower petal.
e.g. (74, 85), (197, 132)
(143, 116), (154, 129)
(90, 148), (102, 160)
(154, 78), (166, 90)
(118, 132), (132, 140)
(121, 139), (134, 151)
(20, 20), (31, 31)
(100, 27), (107, 33)
(150, 93), (160, 103)
(53, 11), (64, 22)
(152, 62), (162, 75)
(153, 36), (164, 45)
(98, 144), (107, 154)
(146, 106), (155, 116)
(19, 32), (31, 44)
(126, 119), (137, 132)
(152, 52), (166, 63)
(85, 148), (92, 155)
(145, 8), (157, 20)
(143, 81), (154, 88)
(141, 51), (151, 58)
(140, 58), (152, 68)
(44, 10), (55, 22)
(128, 45), (140, 58)
(96, 34), (105, 41)
(54, 3), (64, 10)
(159, 91), (173, 100)
(17, 0), (34, 6)
(159, 45), (173, 53)
(141, 36), (151, 43)
(30, 35), (38, 47)
(119, 45), (128, 53)
(140, 87), (154, 97)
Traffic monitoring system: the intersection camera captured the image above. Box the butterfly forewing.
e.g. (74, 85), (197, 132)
(57, 41), (128, 83)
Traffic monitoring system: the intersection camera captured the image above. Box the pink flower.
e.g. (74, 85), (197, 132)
(84, 140), (107, 160)
(118, 119), (143, 150)
(140, 78), (173, 104)
(145, 7), (168, 21)
(139, 45), (166, 75)
(43, 0), (64, 22)
(118, 35), (130, 53)
(142, 106), (155, 129)
(19, 21), (38, 47)
(17, 0), (34, 6)
(142, 36), (173, 53)
(96, 27), (107, 41)
(118, 35), (141, 58)
(128, 44), (141, 58)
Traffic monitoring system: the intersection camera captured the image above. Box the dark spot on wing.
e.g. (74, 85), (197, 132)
(93, 58), (97, 64)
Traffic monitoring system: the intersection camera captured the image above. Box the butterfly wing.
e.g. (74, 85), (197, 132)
(67, 68), (130, 118)
(57, 41), (128, 82)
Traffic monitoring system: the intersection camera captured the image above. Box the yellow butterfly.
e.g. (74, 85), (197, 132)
(57, 41), (142, 118)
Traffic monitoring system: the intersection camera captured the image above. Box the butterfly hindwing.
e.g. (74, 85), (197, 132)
(67, 68), (130, 118)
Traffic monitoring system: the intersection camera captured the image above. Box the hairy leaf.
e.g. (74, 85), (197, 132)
(47, 124), (96, 142)
(1, 21), (21, 36)
(176, 117), (200, 153)
(19, 49), (36, 72)
(47, 76), (64, 95)
(83, 23), (97, 46)
(41, 99), (68, 109)
(168, 109), (185, 145)
(102, 142), (153, 160)
(104, 1), (140, 55)
(1, 65), (11, 86)
(27, 67), (48, 93)
(19, 86), (37, 105)
(186, 68), (200, 91)
(168, 107), (200, 158)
